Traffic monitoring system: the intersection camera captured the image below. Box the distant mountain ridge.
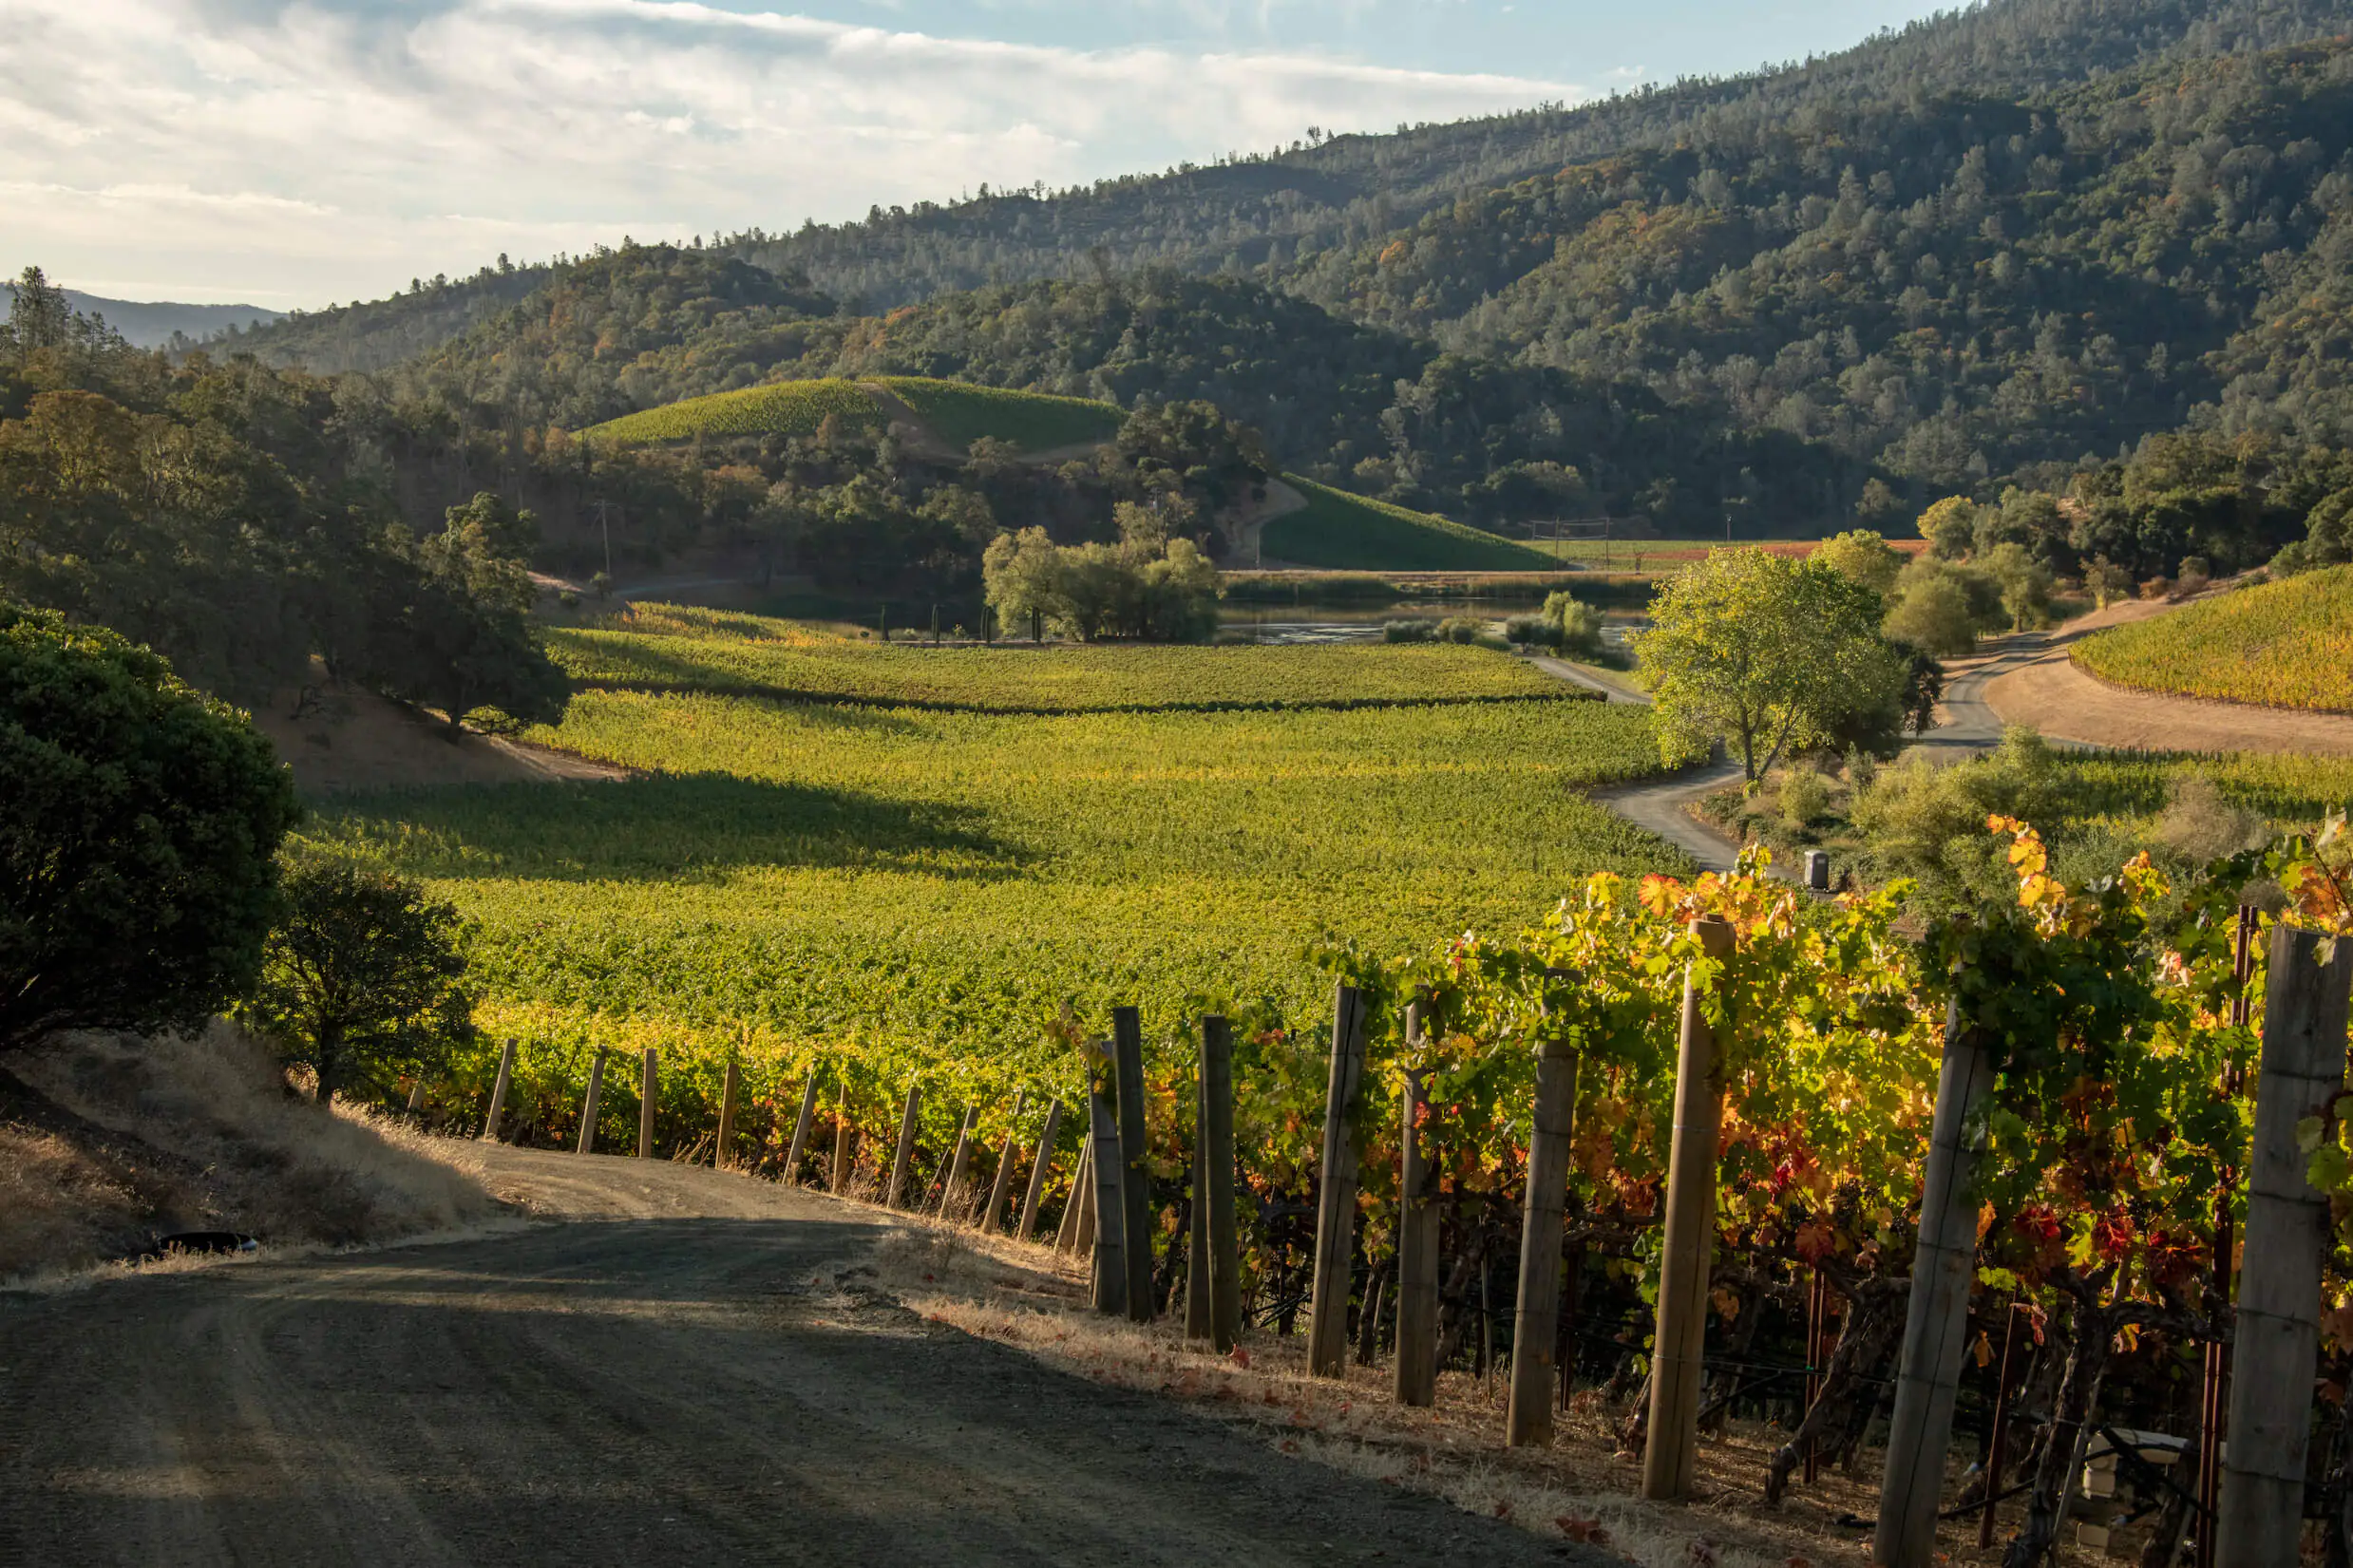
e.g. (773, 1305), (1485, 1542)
(28, 288), (285, 349)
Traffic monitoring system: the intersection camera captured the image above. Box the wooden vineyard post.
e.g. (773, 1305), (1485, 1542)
(577, 1048), (609, 1155)
(1978, 1300), (2028, 1547)
(1202, 1016), (1242, 1352)
(2196, 903), (2260, 1568)
(637, 1048), (658, 1159)
(1058, 1137), (1092, 1254)
(1308, 982), (1370, 1377)
(406, 1079), (427, 1116)
(983, 1089), (1027, 1231)
(886, 1085), (922, 1209)
(480, 1038), (517, 1142)
(1088, 1072), (1127, 1314)
(1643, 915), (1736, 1502)
(1395, 1002), (1439, 1407)
(1507, 1031), (1581, 1447)
(714, 1058), (741, 1170)
(830, 1086), (854, 1195)
(1111, 1008), (1153, 1324)
(1873, 995), (1997, 1566)
(783, 1073), (819, 1186)
(935, 1106), (977, 1217)
(1018, 1099), (1062, 1242)
(1186, 1034), (1211, 1342)
(1803, 1269), (1825, 1486)
(2216, 924), (2353, 1568)
(1355, 1261), (1387, 1367)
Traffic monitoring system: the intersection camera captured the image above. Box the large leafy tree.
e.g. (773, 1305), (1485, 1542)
(1634, 548), (1907, 784)
(0, 604), (300, 1052)
(239, 849), (474, 1108)
(366, 493), (570, 731)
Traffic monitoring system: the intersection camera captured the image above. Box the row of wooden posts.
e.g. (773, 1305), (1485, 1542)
(465, 919), (2352, 1568)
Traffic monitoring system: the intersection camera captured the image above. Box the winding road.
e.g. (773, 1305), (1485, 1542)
(1538, 623), (2102, 876)
(0, 1146), (1610, 1568)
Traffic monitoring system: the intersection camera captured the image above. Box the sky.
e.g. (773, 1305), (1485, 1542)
(2, 0), (1950, 309)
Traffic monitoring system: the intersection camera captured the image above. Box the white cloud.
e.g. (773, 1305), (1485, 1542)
(0, 0), (1579, 305)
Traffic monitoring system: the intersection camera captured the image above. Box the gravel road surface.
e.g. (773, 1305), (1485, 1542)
(1, 1146), (1610, 1567)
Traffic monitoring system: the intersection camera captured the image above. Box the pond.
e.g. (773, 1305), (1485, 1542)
(1217, 600), (1647, 646)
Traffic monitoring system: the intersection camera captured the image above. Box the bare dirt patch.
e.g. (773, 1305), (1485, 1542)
(250, 679), (625, 795)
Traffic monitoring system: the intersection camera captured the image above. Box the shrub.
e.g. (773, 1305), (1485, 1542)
(1502, 614), (1557, 649)
(1434, 614), (1488, 644)
(1539, 591), (1606, 657)
(1778, 768), (1831, 830)
(1382, 619), (1437, 643)
(2084, 557), (2135, 609)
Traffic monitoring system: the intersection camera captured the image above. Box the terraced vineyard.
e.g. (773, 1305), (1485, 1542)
(1263, 479), (1555, 571)
(548, 607), (1579, 711)
(2073, 566), (2353, 711)
(578, 378), (883, 445)
(871, 376), (1123, 453)
(331, 629), (1674, 1156)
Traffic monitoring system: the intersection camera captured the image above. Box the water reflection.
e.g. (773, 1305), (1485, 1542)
(1218, 601), (1647, 647)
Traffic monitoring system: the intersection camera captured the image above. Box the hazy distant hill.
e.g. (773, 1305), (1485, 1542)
(38, 288), (285, 349)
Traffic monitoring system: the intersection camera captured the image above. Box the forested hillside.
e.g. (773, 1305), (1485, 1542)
(189, 0), (2353, 542)
(231, 0), (2353, 376)
(0, 273), (569, 721)
(1293, 40), (2353, 485)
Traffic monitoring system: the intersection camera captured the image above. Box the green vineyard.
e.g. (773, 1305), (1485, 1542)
(1264, 478), (1558, 572)
(349, 630), (1674, 1164)
(870, 376), (1124, 453)
(547, 607), (1578, 711)
(2072, 566), (2353, 711)
(577, 378), (885, 446)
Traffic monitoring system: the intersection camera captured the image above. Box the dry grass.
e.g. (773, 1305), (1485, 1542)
(0, 1127), (148, 1280)
(860, 1216), (2106, 1568)
(2, 1022), (506, 1284)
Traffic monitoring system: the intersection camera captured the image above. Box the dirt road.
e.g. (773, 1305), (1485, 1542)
(1, 1146), (1604, 1567)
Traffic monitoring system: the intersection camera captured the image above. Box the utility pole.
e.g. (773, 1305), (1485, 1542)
(591, 498), (617, 579)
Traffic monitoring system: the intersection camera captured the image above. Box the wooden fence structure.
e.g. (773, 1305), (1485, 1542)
(453, 918), (2349, 1565)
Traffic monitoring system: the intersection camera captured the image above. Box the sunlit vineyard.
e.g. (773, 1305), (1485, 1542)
(2072, 565), (2353, 711)
(546, 607), (1578, 710)
(577, 378), (884, 446)
(345, 643), (1675, 1169)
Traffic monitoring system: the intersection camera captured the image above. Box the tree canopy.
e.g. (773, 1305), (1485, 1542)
(0, 603), (299, 1052)
(238, 848), (474, 1108)
(1634, 550), (1909, 784)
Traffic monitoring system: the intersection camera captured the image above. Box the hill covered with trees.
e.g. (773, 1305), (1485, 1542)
(188, 0), (2353, 544)
(232, 0), (2353, 370)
